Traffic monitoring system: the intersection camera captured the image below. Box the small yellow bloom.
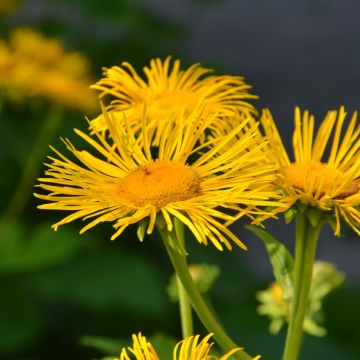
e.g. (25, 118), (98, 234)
(257, 262), (345, 337)
(261, 107), (360, 235)
(116, 333), (260, 360)
(118, 333), (159, 360)
(173, 333), (239, 360)
(0, 28), (97, 112)
(270, 283), (283, 305)
(35, 106), (280, 251)
(90, 56), (257, 141)
(256, 282), (289, 335)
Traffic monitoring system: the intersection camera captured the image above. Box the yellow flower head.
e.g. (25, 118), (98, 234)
(119, 333), (159, 360)
(0, 28), (97, 112)
(0, 39), (36, 100)
(117, 333), (259, 360)
(173, 333), (240, 360)
(34, 70), (97, 112)
(261, 107), (360, 235)
(35, 106), (280, 251)
(90, 56), (257, 140)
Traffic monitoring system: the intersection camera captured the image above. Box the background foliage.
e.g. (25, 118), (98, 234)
(1, 0), (359, 359)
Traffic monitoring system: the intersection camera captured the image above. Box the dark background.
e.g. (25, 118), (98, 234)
(1, 0), (359, 359)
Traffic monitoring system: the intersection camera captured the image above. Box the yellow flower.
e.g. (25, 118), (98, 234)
(0, 28), (97, 112)
(33, 70), (97, 112)
(118, 333), (159, 360)
(0, 39), (36, 101)
(173, 334), (240, 360)
(90, 56), (257, 141)
(35, 106), (280, 251)
(116, 333), (260, 360)
(261, 107), (360, 235)
(10, 28), (68, 65)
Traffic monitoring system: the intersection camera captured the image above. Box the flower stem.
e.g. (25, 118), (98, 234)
(3, 106), (63, 221)
(282, 212), (323, 360)
(174, 219), (194, 338)
(159, 226), (253, 360)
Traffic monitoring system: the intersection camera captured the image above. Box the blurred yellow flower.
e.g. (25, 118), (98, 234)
(261, 107), (360, 235)
(33, 71), (97, 112)
(0, 28), (97, 112)
(0, 0), (21, 16)
(35, 106), (281, 251)
(90, 56), (257, 141)
(116, 333), (260, 360)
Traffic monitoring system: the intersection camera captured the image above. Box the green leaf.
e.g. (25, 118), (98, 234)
(323, 214), (337, 233)
(34, 249), (168, 315)
(305, 207), (323, 227)
(303, 317), (327, 337)
(0, 221), (86, 274)
(79, 335), (122, 355)
(246, 225), (294, 301)
(284, 208), (297, 224)
(137, 218), (149, 242)
(160, 228), (187, 256)
(0, 223), (89, 274)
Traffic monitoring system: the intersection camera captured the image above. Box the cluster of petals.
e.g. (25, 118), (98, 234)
(260, 107), (360, 235)
(35, 56), (286, 251)
(117, 333), (261, 360)
(35, 55), (360, 250)
(89, 56), (257, 141)
(35, 104), (283, 251)
(0, 28), (97, 112)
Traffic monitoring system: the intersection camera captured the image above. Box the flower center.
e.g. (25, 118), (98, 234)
(282, 161), (359, 199)
(150, 91), (195, 112)
(118, 160), (201, 208)
(270, 283), (283, 305)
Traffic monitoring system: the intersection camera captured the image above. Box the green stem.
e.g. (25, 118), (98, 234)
(159, 226), (253, 360)
(176, 275), (194, 338)
(174, 219), (194, 338)
(3, 106), (63, 221)
(282, 212), (323, 360)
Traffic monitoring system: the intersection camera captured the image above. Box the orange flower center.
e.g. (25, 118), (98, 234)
(270, 283), (283, 305)
(150, 91), (195, 112)
(118, 160), (201, 208)
(282, 162), (358, 199)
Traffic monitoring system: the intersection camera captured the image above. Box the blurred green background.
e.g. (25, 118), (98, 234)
(1, 0), (360, 359)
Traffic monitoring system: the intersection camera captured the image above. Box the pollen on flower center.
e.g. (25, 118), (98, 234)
(117, 160), (201, 208)
(282, 162), (359, 199)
